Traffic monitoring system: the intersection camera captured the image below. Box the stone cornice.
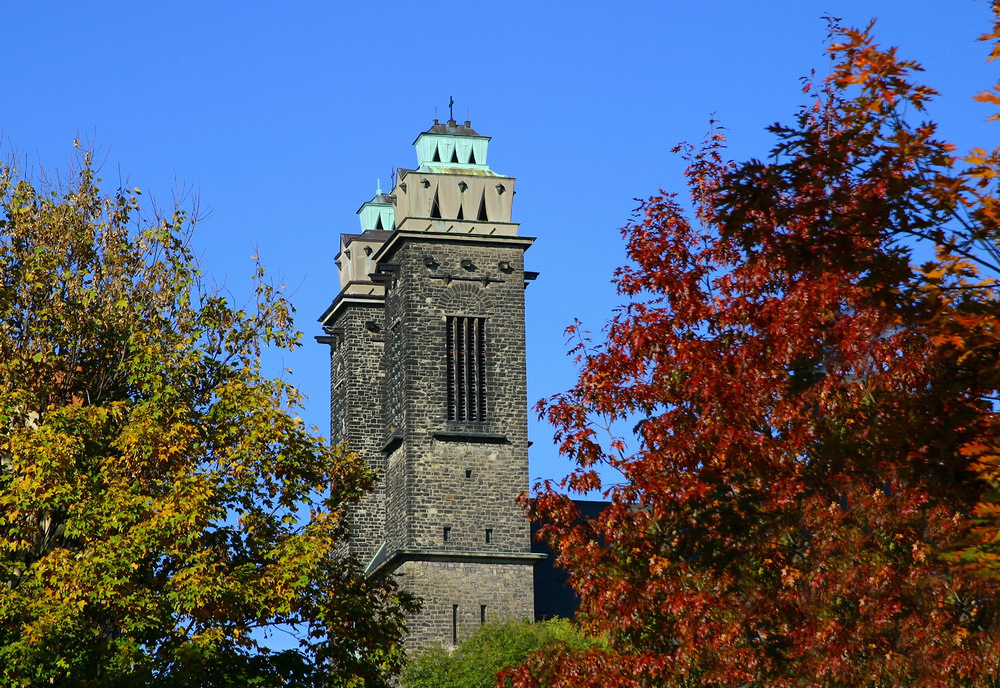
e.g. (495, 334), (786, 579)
(367, 547), (546, 576)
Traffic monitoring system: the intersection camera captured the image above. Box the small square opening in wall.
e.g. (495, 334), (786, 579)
(443, 526), (452, 542)
(465, 469), (472, 479)
(485, 528), (493, 544)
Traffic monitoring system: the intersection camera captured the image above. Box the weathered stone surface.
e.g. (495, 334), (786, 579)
(396, 558), (535, 652)
(325, 301), (386, 567)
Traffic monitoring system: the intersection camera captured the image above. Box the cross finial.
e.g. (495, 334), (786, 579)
(449, 96), (454, 121)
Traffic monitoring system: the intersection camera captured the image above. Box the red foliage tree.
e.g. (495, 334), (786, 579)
(513, 16), (1000, 688)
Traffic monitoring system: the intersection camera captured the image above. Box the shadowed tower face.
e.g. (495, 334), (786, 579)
(319, 119), (542, 651)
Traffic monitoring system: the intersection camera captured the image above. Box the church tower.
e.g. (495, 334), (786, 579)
(319, 119), (542, 650)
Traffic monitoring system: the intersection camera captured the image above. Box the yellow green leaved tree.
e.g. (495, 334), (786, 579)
(0, 145), (416, 687)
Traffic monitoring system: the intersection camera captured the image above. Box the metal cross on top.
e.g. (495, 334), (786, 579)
(449, 96), (454, 121)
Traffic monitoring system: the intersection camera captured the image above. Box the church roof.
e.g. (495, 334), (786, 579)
(342, 229), (393, 247)
(354, 193), (394, 215)
(412, 119), (487, 143)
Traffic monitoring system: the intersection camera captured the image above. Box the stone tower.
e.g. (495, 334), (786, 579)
(319, 119), (542, 650)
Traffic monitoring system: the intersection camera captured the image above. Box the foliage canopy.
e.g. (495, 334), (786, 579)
(0, 146), (416, 687)
(515, 13), (1000, 688)
(402, 619), (600, 688)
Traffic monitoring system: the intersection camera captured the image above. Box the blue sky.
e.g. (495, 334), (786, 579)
(4, 1), (998, 490)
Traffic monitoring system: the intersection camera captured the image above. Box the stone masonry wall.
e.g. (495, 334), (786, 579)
(380, 235), (532, 558)
(376, 232), (537, 649)
(396, 558), (535, 653)
(327, 302), (386, 567)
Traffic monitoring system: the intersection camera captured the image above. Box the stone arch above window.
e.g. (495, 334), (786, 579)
(438, 282), (487, 315)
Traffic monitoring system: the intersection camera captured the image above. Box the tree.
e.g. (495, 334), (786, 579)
(401, 619), (600, 688)
(512, 14), (1000, 688)
(0, 145), (417, 687)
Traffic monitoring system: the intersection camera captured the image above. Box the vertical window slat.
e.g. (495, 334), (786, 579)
(446, 316), (486, 422)
(464, 317), (473, 421)
(446, 318), (458, 420)
(472, 318), (481, 422)
(459, 317), (466, 421)
(477, 319), (486, 420)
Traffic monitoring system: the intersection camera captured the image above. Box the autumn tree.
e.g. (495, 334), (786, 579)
(513, 15), (1000, 688)
(0, 146), (416, 687)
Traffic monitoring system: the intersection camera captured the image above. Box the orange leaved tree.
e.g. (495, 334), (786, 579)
(513, 15), (1000, 688)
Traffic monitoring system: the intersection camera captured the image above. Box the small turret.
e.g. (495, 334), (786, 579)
(333, 183), (393, 293)
(356, 181), (395, 232)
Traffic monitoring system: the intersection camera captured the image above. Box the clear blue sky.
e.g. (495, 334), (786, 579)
(4, 1), (997, 490)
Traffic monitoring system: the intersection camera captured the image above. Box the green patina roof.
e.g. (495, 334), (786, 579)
(356, 181), (395, 232)
(413, 119), (492, 173)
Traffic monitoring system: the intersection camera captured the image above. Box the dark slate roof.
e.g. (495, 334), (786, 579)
(342, 229), (393, 247)
(354, 193), (395, 214)
(532, 499), (609, 621)
(421, 119), (484, 138)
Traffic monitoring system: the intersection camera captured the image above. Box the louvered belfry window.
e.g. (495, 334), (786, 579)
(447, 316), (486, 422)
